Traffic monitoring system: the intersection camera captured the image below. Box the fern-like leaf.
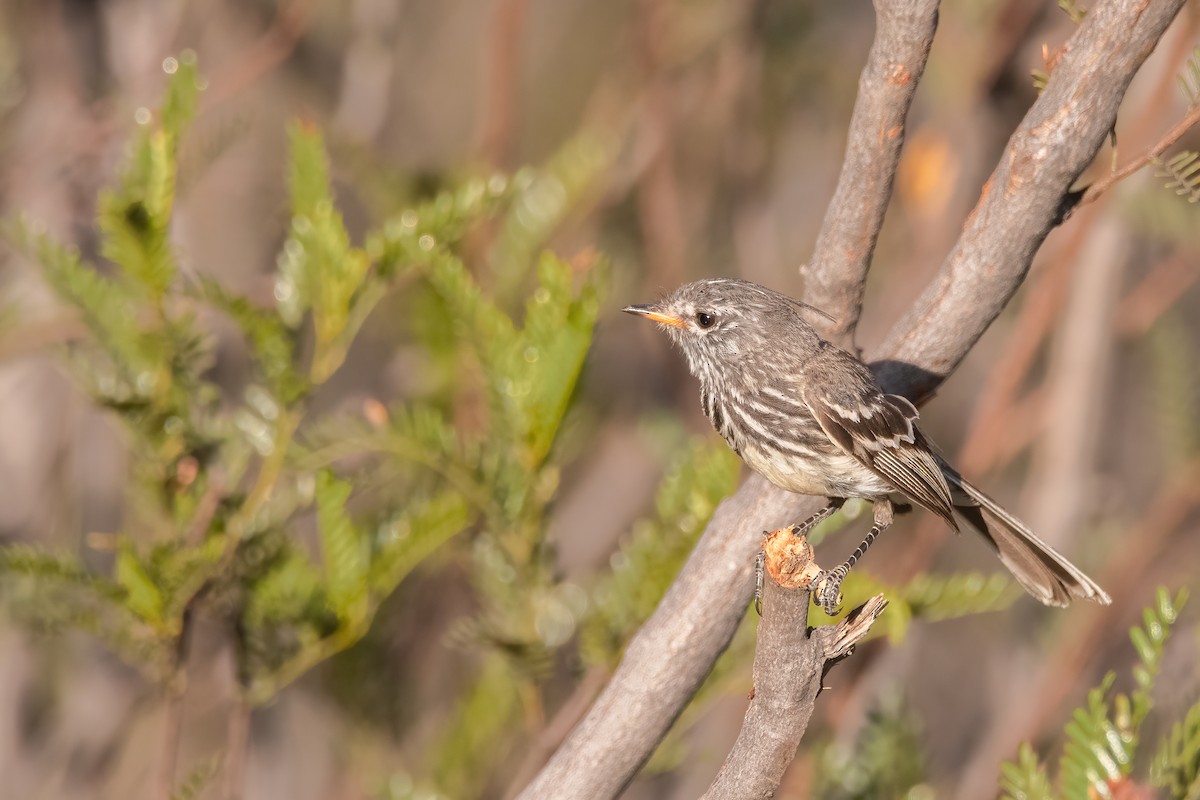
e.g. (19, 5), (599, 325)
(116, 539), (166, 627)
(1154, 151), (1200, 204)
(581, 438), (739, 664)
(170, 756), (219, 800)
(1152, 700), (1200, 799)
(1179, 48), (1200, 108)
(519, 251), (603, 464)
(902, 572), (1020, 622)
(315, 470), (369, 625)
(1058, 0), (1086, 24)
(370, 490), (471, 595)
(1129, 587), (1187, 726)
(1001, 743), (1055, 800)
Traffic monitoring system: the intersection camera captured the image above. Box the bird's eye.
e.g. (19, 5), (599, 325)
(695, 311), (716, 328)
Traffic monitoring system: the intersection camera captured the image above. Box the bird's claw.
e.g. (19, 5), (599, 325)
(813, 569), (844, 616)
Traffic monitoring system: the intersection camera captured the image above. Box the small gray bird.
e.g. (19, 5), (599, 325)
(624, 278), (1111, 613)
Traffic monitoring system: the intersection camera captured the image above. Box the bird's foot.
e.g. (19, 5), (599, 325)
(753, 543), (767, 616)
(813, 567), (848, 615)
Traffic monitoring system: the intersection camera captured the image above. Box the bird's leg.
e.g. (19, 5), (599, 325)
(753, 547), (766, 615)
(792, 498), (845, 537)
(755, 499), (845, 615)
(813, 498), (894, 615)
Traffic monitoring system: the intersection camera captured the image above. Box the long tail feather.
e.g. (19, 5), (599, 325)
(947, 474), (1111, 607)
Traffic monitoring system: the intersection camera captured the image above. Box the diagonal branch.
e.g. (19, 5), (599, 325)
(516, 1), (1187, 798)
(874, 0), (1188, 404)
(802, 0), (940, 347)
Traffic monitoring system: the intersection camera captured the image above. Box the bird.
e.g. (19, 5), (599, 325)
(623, 278), (1111, 614)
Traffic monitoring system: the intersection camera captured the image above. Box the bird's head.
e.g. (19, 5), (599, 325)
(622, 279), (825, 381)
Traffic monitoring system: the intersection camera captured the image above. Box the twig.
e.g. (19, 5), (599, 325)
(634, 0), (687, 288)
(154, 609), (194, 800)
(1115, 253), (1199, 336)
(201, 0), (311, 113)
(223, 698), (252, 800)
(477, 0), (530, 170)
(703, 530), (886, 799)
(154, 686), (187, 800)
(802, 0), (939, 347)
(517, 1), (1187, 798)
(1072, 103), (1200, 214)
(505, 667), (610, 799)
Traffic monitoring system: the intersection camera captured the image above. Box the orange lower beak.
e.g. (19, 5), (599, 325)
(622, 304), (687, 328)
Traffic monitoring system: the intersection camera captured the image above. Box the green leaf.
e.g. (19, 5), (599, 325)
(430, 654), (523, 799)
(901, 572), (1020, 623)
(370, 490), (471, 595)
(581, 437), (739, 664)
(520, 252), (603, 464)
(169, 756), (219, 800)
(116, 540), (165, 626)
(1179, 48), (1200, 108)
(315, 470), (368, 623)
(277, 122), (372, 382)
(1152, 700), (1200, 799)
(160, 51), (201, 141)
(1000, 743), (1055, 800)
(193, 276), (306, 402)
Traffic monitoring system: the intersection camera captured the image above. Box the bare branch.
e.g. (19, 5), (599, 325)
(703, 532), (886, 800)
(875, 0), (1188, 404)
(802, 0), (939, 346)
(517, 1), (1187, 797)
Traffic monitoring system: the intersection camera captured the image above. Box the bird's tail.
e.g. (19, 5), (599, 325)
(946, 473), (1111, 607)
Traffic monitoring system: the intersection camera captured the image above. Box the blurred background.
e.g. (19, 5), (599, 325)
(0, 0), (1198, 798)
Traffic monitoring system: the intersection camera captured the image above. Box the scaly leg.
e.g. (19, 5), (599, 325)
(813, 498), (894, 615)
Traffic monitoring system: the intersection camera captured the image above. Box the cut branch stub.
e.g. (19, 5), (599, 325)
(703, 530), (888, 799)
(761, 526), (822, 590)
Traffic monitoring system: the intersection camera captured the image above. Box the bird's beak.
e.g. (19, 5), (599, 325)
(622, 304), (687, 328)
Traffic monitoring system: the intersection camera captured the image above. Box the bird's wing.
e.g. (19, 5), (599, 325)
(802, 379), (956, 526)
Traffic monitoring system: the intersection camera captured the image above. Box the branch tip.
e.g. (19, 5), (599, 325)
(823, 594), (889, 660)
(761, 527), (822, 590)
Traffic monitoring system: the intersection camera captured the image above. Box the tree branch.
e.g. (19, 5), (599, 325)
(802, 0), (939, 346)
(874, 0), (1188, 403)
(702, 531), (886, 799)
(516, 1), (1187, 797)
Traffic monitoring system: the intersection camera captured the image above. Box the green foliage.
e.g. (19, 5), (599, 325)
(0, 50), (621, 798)
(1179, 48), (1200, 109)
(1153, 700), (1200, 799)
(580, 437), (740, 665)
(1154, 151), (1200, 205)
(1058, 0), (1087, 24)
(808, 569), (1019, 643)
(814, 688), (931, 800)
(998, 587), (1189, 800)
(170, 756), (220, 800)
(1, 52), (598, 704)
(1001, 743), (1056, 800)
(429, 655), (523, 799)
(1146, 312), (1200, 467)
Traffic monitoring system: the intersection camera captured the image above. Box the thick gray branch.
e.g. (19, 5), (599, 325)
(517, 0), (1186, 797)
(802, 0), (939, 346)
(875, 0), (1187, 402)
